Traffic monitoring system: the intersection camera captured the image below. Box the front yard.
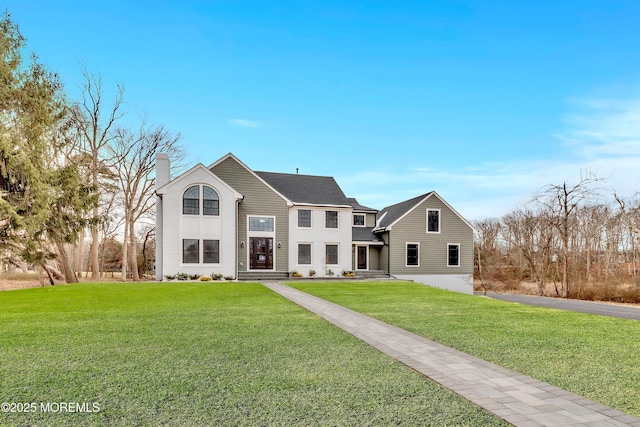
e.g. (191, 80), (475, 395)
(0, 282), (505, 426)
(290, 281), (640, 417)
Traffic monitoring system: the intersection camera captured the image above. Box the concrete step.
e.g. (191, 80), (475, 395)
(237, 271), (291, 281)
(354, 270), (389, 279)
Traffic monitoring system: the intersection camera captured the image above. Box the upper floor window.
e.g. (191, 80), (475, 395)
(298, 210), (311, 228)
(183, 186), (200, 215)
(353, 214), (365, 227)
(203, 186), (219, 216)
(326, 211), (338, 229)
(427, 209), (440, 233)
(183, 185), (220, 216)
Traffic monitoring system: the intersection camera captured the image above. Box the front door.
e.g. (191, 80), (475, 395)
(357, 246), (367, 270)
(250, 237), (273, 270)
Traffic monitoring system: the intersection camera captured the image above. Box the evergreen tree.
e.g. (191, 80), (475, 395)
(0, 12), (95, 282)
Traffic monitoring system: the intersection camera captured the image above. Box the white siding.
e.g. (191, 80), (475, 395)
(158, 165), (240, 279)
(289, 207), (352, 276)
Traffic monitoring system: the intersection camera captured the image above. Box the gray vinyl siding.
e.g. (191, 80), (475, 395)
(368, 246), (380, 270)
(388, 196), (473, 276)
(378, 232), (390, 273)
(366, 213), (376, 227)
(211, 157), (289, 272)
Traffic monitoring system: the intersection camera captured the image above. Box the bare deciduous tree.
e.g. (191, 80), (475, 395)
(535, 173), (601, 297)
(69, 68), (125, 279)
(109, 123), (182, 281)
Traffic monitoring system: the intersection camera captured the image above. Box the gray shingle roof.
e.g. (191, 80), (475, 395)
(346, 197), (377, 212)
(375, 192), (434, 230)
(255, 171), (352, 206)
(352, 227), (384, 243)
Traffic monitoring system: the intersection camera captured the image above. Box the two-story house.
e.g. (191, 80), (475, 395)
(155, 152), (475, 293)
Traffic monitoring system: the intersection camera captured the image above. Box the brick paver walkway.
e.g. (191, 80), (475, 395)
(262, 282), (640, 427)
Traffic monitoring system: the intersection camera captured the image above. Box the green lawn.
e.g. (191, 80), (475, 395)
(0, 282), (507, 426)
(289, 281), (640, 417)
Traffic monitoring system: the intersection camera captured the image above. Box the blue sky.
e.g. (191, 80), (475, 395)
(6, 1), (640, 220)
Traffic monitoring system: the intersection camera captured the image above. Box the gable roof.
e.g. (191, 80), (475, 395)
(255, 171), (353, 207)
(208, 153), (292, 205)
(374, 191), (474, 232)
(156, 163), (243, 200)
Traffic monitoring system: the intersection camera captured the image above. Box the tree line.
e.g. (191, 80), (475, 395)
(474, 174), (640, 301)
(0, 12), (183, 284)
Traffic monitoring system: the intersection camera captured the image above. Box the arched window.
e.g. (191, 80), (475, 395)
(203, 186), (219, 216)
(183, 186), (199, 215)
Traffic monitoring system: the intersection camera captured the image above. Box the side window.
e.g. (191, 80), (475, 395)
(448, 244), (460, 267)
(183, 186), (200, 215)
(406, 243), (419, 266)
(353, 214), (365, 227)
(203, 186), (219, 216)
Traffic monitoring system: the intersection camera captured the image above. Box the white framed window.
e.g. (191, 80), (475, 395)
(325, 211), (338, 229)
(183, 186), (199, 215)
(325, 244), (338, 264)
(203, 186), (219, 216)
(183, 239), (199, 263)
(447, 243), (460, 267)
(204, 240), (220, 264)
(353, 214), (365, 227)
(298, 244), (311, 265)
(183, 185), (220, 216)
(427, 209), (440, 233)
(406, 242), (419, 267)
(298, 210), (311, 228)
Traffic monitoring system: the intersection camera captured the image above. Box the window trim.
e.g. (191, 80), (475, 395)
(406, 242), (420, 267)
(447, 243), (460, 267)
(427, 209), (441, 234)
(352, 213), (366, 227)
(325, 211), (339, 229)
(297, 243), (312, 265)
(325, 244), (339, 265)
(297, 209), (311, 228)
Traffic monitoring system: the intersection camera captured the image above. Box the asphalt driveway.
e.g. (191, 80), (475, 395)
(479, 292), (640, 321)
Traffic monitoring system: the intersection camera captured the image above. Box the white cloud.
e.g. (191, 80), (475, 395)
(337, 91), (640, 221)
(559, 96), (640, 158)
(228, 118), (264, 128)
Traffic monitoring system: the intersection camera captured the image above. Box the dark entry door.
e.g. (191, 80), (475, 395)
(357, 246), (367, 270)
(250, 237), (273, 269)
